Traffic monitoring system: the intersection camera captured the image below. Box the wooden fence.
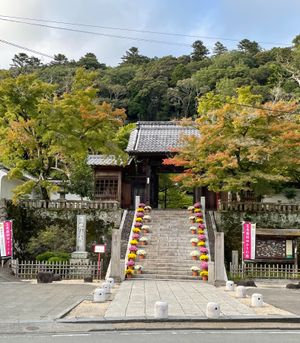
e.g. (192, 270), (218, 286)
(20, 199), (119, 210)
(219, 201), (300, 213)
(230, 263), (300, 279)
(11, 260), (103, 280)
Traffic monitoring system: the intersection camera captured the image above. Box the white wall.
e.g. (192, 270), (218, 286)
(0, 174), (24, 200)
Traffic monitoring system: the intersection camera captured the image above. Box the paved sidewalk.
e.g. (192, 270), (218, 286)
(104, 280), (256, 318)
(0, 282), (95, 321)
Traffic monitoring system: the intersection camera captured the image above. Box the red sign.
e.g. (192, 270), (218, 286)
(0, 221), (12, 257)
(243, 222), (256, 260)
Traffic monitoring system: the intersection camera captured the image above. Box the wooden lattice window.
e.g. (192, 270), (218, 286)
(95, 177), (119, 199)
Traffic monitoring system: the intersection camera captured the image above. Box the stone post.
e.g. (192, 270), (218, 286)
(208, 261), (215, 284)
(214, 232), (226, 286)
(71, 215), (88, 262)
(110, 229), (121, 282)
(200, 196), (206, 211)
(232, 250), (239, 267)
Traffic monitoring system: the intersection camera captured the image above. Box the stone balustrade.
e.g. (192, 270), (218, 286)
(218, 201), (300, 213)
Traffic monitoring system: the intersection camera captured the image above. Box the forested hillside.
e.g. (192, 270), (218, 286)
(2, 37), (300, 122)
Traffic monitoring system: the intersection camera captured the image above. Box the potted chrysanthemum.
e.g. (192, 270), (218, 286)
(190, 226), (197, 234)
(139, 237), (148, 245)
(141, 225), (150, 234)
(144, 205), (152, 213)
(190, 238), (198, 247)
(136, 249), (147, 259)
(190, 266), (200, 277)
(126, 269), (134, 278)
(190, 250), (200, 260)
(143, 214), (151, 223)
(187, 206), (194, 214)
(134, 265), (143, 274)
(128, 253), (137, 261)
(200, 270), (208, 281)
(200, 254), (209, 261)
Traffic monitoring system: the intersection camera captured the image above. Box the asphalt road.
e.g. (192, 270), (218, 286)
(246, 287), (300, 315)
(1, 330), (300, 343)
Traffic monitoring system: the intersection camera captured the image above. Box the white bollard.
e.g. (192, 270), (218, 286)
(225, 281), (234, 291)
(107, 277), (114, 288)
(93, 288), (107, 302)
(206, 302), (220, 319)
(251, 293), (263, 307)
(236, 286), (246, 298)
(102, 282), (111, 294)
(154, 301), (168, 319)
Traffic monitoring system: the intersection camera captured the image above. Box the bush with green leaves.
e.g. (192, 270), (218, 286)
(28, 225), (75, 257)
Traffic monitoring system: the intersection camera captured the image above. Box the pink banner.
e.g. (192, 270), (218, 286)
(243, 222), (252, 260)
(4, 221), (12, 257)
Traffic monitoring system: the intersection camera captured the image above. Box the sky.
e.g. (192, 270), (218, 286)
(0, 0), (299, 68)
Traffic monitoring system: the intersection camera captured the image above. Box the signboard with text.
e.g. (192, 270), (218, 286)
(243, 222), (256, 260)
(94, 244), (106, 253)
(0, 221), (13, 258)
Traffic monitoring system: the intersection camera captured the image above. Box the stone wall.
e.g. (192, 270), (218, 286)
(5, 200), (123, 260)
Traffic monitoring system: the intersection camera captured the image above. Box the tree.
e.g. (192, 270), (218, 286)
(237, 39), (261, 55)
(164, 87), (300, 197)
(77, 53), (105, 69)
(121, 47), (150, 65)
(191, 40), (209, 61)
(213, 41), (228, 56)
(52, 54), (69, 65)
(0, 68), (126, 201)
(68, 160), (95, 199)
(10, 53), (42, 74)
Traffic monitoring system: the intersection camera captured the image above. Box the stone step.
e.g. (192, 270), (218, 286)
(132, 274), (202, 281)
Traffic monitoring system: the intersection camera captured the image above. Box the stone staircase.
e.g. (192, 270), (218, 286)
(134, 209), (202, 280)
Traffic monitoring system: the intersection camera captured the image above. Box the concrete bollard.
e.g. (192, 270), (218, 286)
(107, 277), (114, 288)
(251, 293), (263, 307)
(154, 301), (168, 319)
(236, 285), (246, 298)
(93, 288), (107, 302)
(102, 282), (111, 294)
(206, 302), (220, 319)
(225, 281), (234, 291)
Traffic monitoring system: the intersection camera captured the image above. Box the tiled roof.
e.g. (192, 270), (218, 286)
(126, 121), (199, 153)
(87, 155), (123, 166)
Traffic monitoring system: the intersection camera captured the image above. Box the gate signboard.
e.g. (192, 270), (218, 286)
(0, 221), (13, 258)
(242, 222), (256, 260)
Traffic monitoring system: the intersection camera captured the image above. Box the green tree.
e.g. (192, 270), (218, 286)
(0, 69), (125, 201)
(191, 40), (209, 61)
(68, 160), (95, 199)
(121, 47), (150, 65)
(237, 39), (261, 55)
(77, 52), (105, 69)
(213, 41), (228, 56)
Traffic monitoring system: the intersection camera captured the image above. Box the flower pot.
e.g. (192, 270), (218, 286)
(127, 273), (133, 279)
(190, 220), (195, 224)
(202, 275), (208, 281)
(191, 229), (196, 234)
(140, 241), (147, 246)
(192, 256), (197, 260)
(191, 242), (197, 247)
(139, 254), (145, 259)
(136, 270), (142, 274)
(129, 258), (135, 262)
(192, 271), (198, 277)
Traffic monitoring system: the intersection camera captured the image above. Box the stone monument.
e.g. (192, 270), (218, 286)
(70, 215), (89, 263)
